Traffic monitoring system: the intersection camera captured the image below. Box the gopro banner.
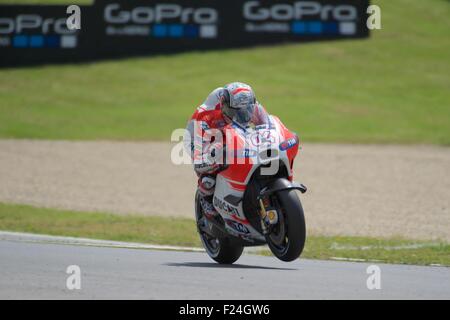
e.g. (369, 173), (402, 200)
(0, 0), (370, 67)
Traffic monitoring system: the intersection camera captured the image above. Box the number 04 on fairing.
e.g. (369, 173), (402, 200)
(195, 115), (307, 263)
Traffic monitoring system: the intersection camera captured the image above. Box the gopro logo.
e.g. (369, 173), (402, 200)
(243, 1), (358, 21)
(104, 3), (218, 24)
(0, 15), (74, 34)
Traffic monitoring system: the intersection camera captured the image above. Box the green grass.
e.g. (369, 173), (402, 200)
(1, 202), (448, 266)
(0, 203), (201, 246)
(0, 0), (449, 144)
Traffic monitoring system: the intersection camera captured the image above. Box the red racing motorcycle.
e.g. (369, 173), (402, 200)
(195, 114), (307, 264)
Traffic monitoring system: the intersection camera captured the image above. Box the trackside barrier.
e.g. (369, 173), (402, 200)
(0, 0), (370, 67)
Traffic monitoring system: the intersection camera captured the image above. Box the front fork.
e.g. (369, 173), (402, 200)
(258, 181), (307, 235)
(258, 197), (279, 235)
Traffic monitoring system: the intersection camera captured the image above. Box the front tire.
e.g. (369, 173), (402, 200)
(266, 189), (306, 262)
(195, 191), (243, 264)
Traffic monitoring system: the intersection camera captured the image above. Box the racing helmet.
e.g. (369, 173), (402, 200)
(221, 82), (257, 126)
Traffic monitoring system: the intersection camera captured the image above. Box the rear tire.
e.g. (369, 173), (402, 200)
(195, 191), (243, 264)
(266, 189), (306, 262)
(207, 238), (244, 264)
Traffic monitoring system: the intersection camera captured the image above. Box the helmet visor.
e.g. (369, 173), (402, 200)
(228, 102), (255, 126)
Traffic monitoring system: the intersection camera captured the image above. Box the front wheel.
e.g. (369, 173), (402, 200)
(266, 189), (306, 262)
(195, 191), (243, 264)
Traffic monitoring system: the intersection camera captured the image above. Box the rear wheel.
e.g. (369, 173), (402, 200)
(195, 192), (243, 264)
(266, 189), (306, 262)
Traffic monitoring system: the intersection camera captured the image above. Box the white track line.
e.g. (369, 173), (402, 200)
(330, 242), (444, 251)
(0, 231), (205, 252)
(0, 230), (267, 254)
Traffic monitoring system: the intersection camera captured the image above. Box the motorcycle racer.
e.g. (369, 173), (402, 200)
(185, 82), (269, 219)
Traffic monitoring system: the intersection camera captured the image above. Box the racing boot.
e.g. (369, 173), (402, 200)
(199, 196), (218, 220)
(198, 175), (218, 220)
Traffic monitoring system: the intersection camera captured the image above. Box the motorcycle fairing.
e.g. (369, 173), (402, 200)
(213, 115), (300, 241)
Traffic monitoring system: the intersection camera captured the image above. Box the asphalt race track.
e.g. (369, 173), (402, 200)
(0, 238), (449, 300)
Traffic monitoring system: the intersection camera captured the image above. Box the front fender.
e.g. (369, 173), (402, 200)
(258, 178), (307, 200)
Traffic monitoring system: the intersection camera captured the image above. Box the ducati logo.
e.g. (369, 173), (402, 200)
(213, 196), (240, 216)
